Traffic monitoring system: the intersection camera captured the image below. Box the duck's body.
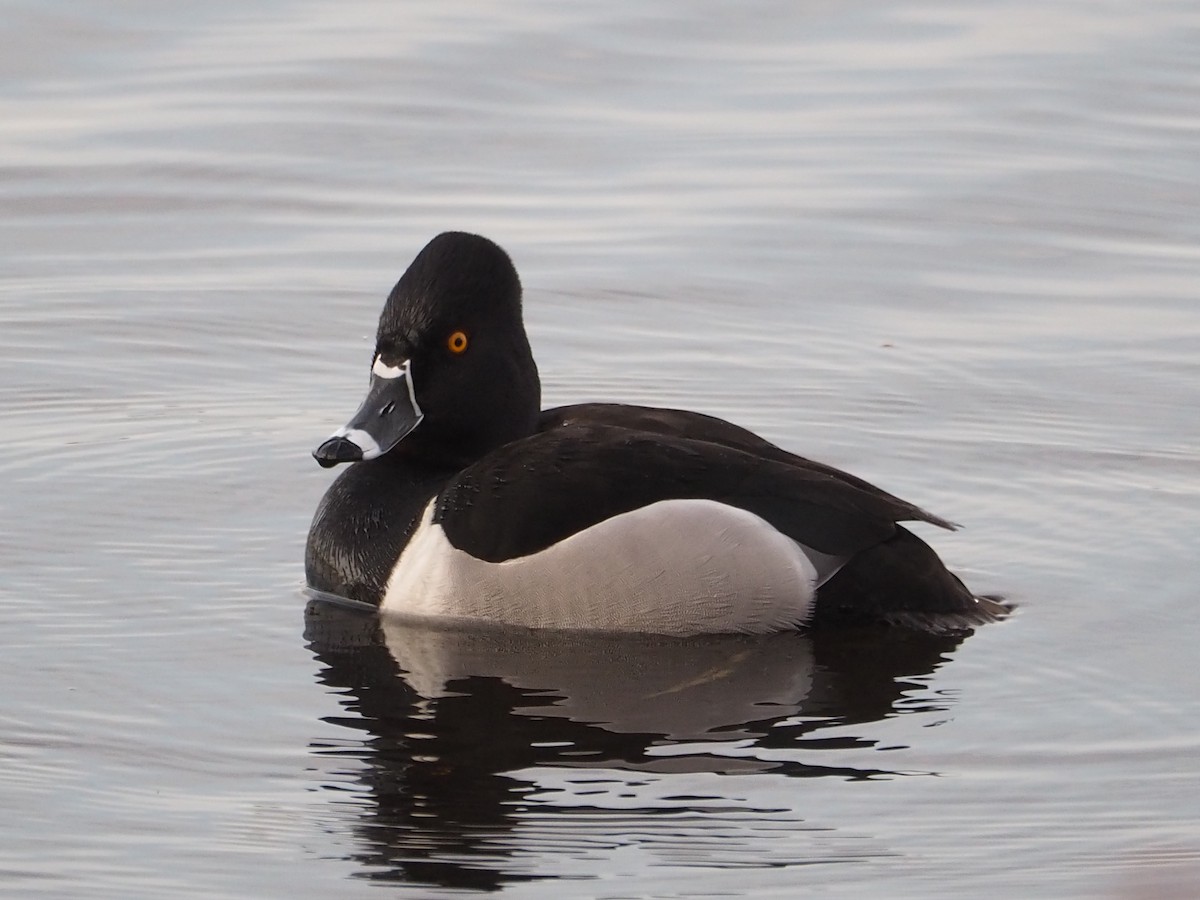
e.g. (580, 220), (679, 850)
(306, 233), (1002, 635)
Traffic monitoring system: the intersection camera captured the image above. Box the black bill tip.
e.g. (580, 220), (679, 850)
(313, 436), (364, 468)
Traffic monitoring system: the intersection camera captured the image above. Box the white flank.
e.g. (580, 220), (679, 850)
(382, 498), (826, 636)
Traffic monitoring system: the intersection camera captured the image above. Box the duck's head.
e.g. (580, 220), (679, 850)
(314, 232), (541, 470)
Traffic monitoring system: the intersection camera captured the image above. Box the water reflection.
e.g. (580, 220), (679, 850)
(304, 598), (977, 889)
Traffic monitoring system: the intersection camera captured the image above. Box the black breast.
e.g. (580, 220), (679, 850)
(305, 461), (448, 605)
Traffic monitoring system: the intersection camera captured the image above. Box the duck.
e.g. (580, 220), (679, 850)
(306, 231), (1004, 635)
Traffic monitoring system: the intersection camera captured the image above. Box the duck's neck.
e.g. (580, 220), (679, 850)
(398, 365), (542, 471)
(392, 411), (539, 471)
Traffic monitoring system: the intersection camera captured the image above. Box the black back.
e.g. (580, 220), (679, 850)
(434, 420), (942, 563)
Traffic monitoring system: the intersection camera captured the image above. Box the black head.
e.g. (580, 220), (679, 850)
(314, 232), (542, 470)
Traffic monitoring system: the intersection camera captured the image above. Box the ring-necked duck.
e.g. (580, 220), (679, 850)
(306, 232), (1004, 635)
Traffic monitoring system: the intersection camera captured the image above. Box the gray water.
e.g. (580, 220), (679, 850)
(3, 1), (1199, 897)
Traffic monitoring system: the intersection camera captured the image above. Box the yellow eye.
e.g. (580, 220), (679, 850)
(446, 330), (469, 354)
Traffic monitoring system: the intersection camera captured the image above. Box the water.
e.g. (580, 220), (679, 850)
(2, 0), (1199, 897)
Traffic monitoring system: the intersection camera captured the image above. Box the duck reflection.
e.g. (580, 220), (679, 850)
(305, 597), (979, 889)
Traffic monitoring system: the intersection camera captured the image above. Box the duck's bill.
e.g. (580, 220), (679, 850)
(313, 359), (423, 468)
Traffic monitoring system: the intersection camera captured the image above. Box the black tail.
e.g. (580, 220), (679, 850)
(811, 526), (1009, 631)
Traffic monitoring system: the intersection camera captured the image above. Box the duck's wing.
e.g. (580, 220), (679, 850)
(434, 422), (950, 565)
(539, 403), (957, 530)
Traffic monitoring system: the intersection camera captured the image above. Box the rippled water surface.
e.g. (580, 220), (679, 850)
(3, 1), (1199, 897)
